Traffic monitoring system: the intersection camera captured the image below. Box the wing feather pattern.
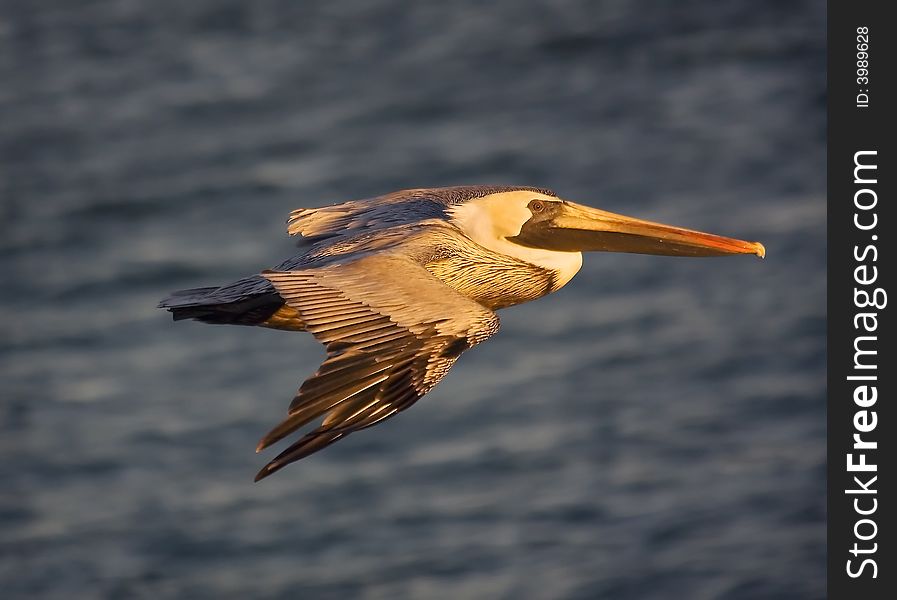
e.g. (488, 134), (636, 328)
(254, 253), (499, 481)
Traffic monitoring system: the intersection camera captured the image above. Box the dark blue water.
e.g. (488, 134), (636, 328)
(2, 1), (825, 598)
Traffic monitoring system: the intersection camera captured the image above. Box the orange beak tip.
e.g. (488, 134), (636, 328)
(753, 242), (766, 259)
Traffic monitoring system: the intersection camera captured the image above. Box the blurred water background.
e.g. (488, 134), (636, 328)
(1, 1), (825, 598)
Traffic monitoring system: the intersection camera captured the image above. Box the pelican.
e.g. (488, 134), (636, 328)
(159, 185), (764, 481)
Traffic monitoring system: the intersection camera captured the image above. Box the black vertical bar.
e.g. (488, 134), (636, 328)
(828, 1), (894, 598)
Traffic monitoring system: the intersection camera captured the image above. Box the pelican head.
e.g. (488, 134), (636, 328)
(449, 189), (765, 261)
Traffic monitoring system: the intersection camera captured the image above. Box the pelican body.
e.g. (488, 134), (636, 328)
(159, 186), (764, 480)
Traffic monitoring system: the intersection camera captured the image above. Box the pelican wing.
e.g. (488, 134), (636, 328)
(287, 188), (443, 239)
(254, 253), (500, 480)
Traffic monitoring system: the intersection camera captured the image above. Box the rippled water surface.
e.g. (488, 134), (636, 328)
(2, 1), (825, 598)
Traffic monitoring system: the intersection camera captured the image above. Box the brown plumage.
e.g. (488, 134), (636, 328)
(159, 185), (764, 480)
(253, 253), (499, 480)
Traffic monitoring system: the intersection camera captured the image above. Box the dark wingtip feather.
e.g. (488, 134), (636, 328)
(253, 431), (346, 481)
(254, 463), (278, 482)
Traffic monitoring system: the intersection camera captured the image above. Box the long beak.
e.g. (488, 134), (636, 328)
(546, 201), (765, 257)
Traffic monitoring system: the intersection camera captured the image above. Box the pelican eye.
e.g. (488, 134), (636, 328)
(529, 200), (545, 213)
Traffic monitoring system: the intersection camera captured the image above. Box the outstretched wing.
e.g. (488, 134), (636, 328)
(286, 185), (554, 241)
(254, 253), (500, 481)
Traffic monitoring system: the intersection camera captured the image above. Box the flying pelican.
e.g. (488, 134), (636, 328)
(159, 185), (764, 481)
